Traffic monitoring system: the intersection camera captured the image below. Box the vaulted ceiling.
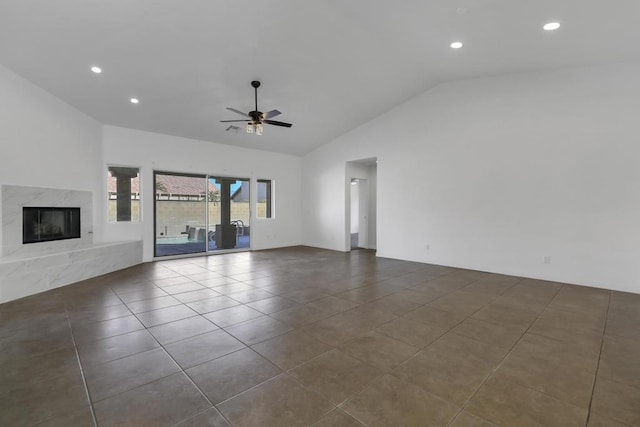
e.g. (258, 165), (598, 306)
(1, 0), (639, 155)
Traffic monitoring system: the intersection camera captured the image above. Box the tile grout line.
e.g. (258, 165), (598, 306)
(283, 342), (388, 411)
(64, 300), (99, 427)
(445, 280), (564, 426)
(338, 277), (520, 426)
(203, 268), (438, 422)
(377, 277), (515, 378)
(335, 274), (477, 337)
(431, 282), (522, 427)
(212, 371), (340, 426)
(584, 289), (612, 427)
(119, 267), (321, 415)
(107, 286), (238, 427)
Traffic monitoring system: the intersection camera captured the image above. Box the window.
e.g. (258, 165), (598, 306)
(257, 179), (273, 219)
(108, 166), (140, 222)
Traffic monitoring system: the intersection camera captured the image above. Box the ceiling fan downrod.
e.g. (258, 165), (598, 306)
(251, 80), (260, 117)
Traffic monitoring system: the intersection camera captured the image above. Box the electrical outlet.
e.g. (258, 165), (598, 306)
(544, 256), (551, 264)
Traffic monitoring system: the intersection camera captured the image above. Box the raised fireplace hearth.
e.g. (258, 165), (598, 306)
(1, 185), (143, 303)
(23, 207), (81, 244)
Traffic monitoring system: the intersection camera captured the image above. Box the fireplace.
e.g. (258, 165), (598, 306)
(23, 207), (81, 244)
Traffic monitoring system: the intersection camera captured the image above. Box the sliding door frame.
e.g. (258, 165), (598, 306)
(153, 170), (253, 259)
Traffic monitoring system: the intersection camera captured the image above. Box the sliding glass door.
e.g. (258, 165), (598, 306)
(154, 172), (251, 257)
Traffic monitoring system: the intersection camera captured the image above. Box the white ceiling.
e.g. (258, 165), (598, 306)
(1, 0), (639, 155)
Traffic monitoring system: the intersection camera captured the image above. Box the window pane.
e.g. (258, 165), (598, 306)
(108, 167), (140, 222)
(257, 179), (273, 219)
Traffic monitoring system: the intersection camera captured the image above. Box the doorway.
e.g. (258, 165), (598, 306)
(350, 178), (369, 249)
(346, 158), (377, 251)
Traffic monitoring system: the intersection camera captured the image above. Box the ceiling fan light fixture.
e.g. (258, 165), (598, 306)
(543, 22), (561, 31)
(222, 81), (292, 135)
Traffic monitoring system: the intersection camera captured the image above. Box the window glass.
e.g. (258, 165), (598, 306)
(257, 179), (273, 219)
(108, 167), (140, 222)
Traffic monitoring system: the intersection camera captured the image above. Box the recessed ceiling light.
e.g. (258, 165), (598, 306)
(543, 22), (561, 31)
(130, 98), (139, 104)
(90, 66), (102, 74)
(450, 42), (463, 49)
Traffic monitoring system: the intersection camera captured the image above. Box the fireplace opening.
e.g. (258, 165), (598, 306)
(23, 207), (81, 244)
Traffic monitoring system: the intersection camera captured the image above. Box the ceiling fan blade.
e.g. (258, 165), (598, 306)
(226, 107), (250, 118)
(264, 119), (292, 128)
(263, 109), (282, 119)
(220, 119), (250, 123)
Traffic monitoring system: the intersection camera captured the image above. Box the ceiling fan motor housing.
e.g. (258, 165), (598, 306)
(249, 110), (263, 123)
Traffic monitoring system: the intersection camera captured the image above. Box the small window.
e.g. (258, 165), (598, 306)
(108, 166), (140, 222)
(257, 179), (273, 219)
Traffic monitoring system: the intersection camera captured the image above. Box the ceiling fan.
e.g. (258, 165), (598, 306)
(221, 81), (292, 135)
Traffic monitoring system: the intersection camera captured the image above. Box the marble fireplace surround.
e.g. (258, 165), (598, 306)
(2, 184), (94, 257)
(1, 185), (142, 303)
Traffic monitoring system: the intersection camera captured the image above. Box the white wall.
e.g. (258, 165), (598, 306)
(303, 61), (640, 293)
(102, 126), (302, 261)
(0, 64), (104, 246)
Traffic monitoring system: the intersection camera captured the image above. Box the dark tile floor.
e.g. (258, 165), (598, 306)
(1, 246), (638, 426)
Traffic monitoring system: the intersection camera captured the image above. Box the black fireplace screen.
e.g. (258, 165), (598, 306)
(23, 207), (81, 244)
